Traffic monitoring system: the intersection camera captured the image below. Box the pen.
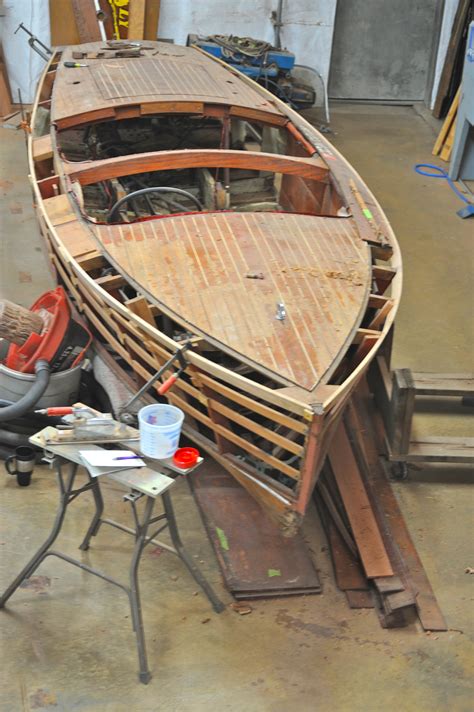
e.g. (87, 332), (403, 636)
(113, 455), (142, 461)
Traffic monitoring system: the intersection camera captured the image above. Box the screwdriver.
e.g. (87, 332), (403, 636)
(63, 61), (88, 68)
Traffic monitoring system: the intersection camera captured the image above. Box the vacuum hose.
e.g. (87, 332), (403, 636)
(0, 359), (51, 422)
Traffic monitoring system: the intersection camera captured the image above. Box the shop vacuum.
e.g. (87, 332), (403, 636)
(0, 286), (92, 460)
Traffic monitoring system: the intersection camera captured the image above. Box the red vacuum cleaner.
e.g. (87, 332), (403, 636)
(4, 286), (91, 374)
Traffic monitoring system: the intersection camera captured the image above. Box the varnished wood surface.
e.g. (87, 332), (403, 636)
(52, 42), (283, 127)
(65, 149), (329, 185)
(92, 212), (370, 391)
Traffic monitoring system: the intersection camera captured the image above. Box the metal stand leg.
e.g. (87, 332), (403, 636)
(128, 496), (154, 684)
(161, 491), (225, 613)
(79, 475), (105, 551)
(0, 461), (77, 608)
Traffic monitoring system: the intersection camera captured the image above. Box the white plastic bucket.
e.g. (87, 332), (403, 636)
(138, 404), (184, 459)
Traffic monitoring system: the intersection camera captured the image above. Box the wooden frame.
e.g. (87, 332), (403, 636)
(27, 42), (402, 533)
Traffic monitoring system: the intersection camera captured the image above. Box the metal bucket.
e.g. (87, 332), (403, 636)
(0, 362), (83, 408)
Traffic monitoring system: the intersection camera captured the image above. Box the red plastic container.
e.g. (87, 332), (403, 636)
(172, 447), (200, 469)
(6, 287), (92, 373)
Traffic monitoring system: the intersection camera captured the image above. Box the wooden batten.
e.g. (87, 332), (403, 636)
(66, 149), (330, 186)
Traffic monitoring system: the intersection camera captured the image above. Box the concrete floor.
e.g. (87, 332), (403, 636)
(0, 105), (473, 711)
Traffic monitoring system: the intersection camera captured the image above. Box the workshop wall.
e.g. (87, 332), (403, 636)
(158, 0), (338, 92)
(1, 0), (50, 103)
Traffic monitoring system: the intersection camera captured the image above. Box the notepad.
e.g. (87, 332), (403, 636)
(79, 450), (146, 469)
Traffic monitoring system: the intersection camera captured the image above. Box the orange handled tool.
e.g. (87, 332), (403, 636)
(35, 406), (75, 416)
(158, 374), (178, 395)
(34, 406), (90, 417)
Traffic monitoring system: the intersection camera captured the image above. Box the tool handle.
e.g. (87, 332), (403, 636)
(43, 406), (75, 416)
(158, 374), (178, 395)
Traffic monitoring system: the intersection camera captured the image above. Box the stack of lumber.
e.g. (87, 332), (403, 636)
(49, 0), (161, 45)
(433, 0), (472, 119)
(314, 378), (447, 631)
(432, 87), (460, 162)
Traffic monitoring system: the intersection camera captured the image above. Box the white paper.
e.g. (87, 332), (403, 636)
(79, 450), (145, 468)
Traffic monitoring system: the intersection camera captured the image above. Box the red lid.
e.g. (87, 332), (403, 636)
(173, 447), (200, 469)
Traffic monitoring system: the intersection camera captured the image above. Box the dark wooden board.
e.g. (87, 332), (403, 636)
(351, 379), (447, 631)
(190, 462), (321, 598)
(328, 422), (394, 579)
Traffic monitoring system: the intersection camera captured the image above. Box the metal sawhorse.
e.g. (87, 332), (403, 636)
(0, 439), (224, 684)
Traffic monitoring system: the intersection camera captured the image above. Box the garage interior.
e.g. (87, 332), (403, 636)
(0, 2), (473, 711)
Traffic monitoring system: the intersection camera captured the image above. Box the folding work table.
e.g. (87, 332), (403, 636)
(0, 434), (224, 684)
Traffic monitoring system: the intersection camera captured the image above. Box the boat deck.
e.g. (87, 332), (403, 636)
(52, 42), (285, 129)
(92, 212), (370, 390)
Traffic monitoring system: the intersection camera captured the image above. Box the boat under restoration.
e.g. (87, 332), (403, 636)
(28, 40), (402, 533)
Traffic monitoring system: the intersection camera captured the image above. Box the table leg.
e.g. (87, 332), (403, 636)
(0, 461), (77, 608)
(129, 495), (154, 684)
(79, 475), (105, 551)
(161, 491), (225, 613)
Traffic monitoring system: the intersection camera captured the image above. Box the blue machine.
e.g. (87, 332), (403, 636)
(187, 34), (315, 109)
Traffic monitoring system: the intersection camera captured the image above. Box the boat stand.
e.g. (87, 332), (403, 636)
(0, 444), (224, 684)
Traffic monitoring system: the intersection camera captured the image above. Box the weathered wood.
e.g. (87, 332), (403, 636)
(405, 437), (474, 463)
(411, 372), (474, 396)
(143, 0), (161, 41)
(127, 0), (146, 39)
(390, 368), (416, 457)
(71, 0), (102, 42)
(0, 300), (44, 345)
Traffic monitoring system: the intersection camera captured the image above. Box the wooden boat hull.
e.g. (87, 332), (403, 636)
(27, 42), (402, 534)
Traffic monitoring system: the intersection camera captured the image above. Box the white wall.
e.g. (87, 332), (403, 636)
(158, 0), (338, 91)
(0, 0), (337, 105)
(1, 0), (50, 103)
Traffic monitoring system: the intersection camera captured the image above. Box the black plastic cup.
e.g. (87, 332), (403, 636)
(5, 446), (36, 486)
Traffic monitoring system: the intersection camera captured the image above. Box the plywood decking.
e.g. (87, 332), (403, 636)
(92, 212), (371, 391)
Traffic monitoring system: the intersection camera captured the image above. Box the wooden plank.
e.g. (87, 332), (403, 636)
(95, 273), (127, 290)
(345, 590), (374, 608)
(127, 0), (146, 39)
(125, 295), (156, 325)
(372, 265), (396, 294)
(411, 372), (474, 396)
(0, 62), (11, 118)
(42, 194), (76, 226)
(32, 135), (53, 163)
(367, 298), (394, 331)
(390, 369), (415, 457)
(405, 437), (474, 463)
(71, 0), (102, 41)
(440, 115), (457, 162)
(190, 462), (321, 598)
(433, 87), (460, 155)
(76, 250), (107, 271)
(350, 381), (447, 631)
(433, 0), (470, 118)
(326, 520), (369, 591)
(143, 0), (161, 40)
(328, 422), (394, 579)
(49, 0), (81, 45)
(66, 149), (330, 186)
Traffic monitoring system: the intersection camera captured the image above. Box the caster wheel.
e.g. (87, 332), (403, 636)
(391, 461), (409, 481)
